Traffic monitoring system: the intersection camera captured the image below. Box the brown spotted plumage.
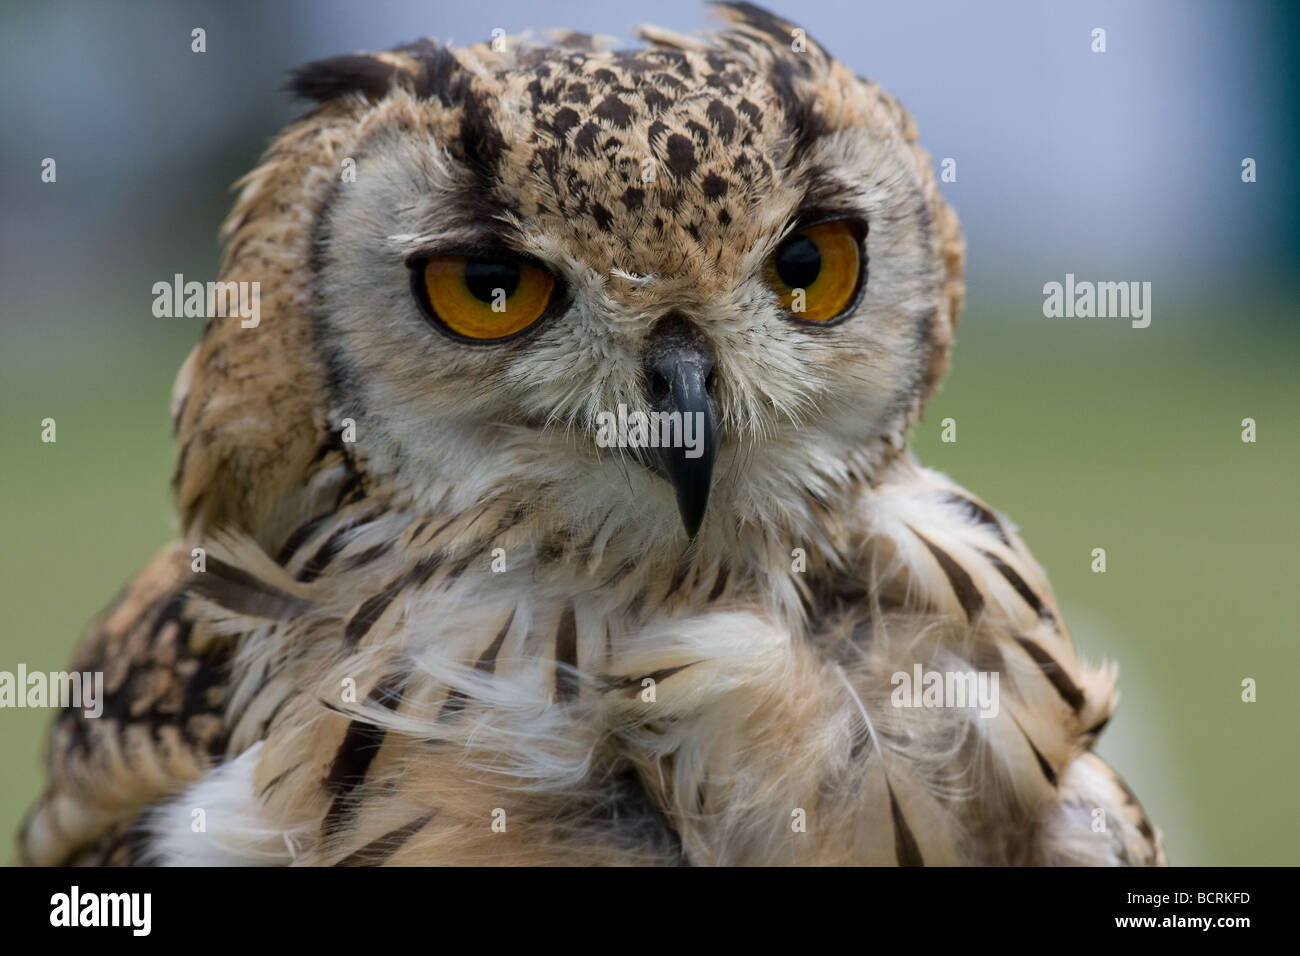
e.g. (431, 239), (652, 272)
(19, 3), (1163, 866)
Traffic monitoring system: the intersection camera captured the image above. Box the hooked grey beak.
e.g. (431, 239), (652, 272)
(642, 314), (716, 538)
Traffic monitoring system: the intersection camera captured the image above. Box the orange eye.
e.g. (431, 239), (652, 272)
(413, 254), (558, 341)
(763, 220), (865, 323)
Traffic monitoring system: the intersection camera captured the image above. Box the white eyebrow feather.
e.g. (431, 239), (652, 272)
(609, 269), (659, 286)
(386, 233), (434, 248)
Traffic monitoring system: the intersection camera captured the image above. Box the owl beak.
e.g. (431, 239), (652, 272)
(652, 358), (716, 539)
(643, 317), (717, 539)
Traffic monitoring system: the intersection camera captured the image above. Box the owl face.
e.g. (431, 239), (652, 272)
(302, 6), (958, 554)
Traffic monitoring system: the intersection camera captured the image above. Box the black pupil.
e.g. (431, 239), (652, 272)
(464, 258), (520, 302)
(774, 235), (821, 289)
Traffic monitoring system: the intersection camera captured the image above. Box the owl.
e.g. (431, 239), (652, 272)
(19, 2), (1164, 866)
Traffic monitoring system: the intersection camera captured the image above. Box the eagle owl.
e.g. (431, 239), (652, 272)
(20, 3), (1164, 866)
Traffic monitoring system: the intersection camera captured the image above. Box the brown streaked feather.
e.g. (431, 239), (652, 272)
(887, 783), (924, 867)
(189, 557), (314, 621)
(909, 526), (986, 621)
(554, 605), (579, 702)
(321, 674), (405, 837)
(19, 543), (233, 866)
(334, 811), (437, 866)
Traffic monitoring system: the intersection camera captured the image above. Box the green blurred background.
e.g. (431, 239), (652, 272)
(2, 0), (1297, 864)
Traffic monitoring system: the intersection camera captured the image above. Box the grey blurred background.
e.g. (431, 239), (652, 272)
(2, 0), (1297, 864)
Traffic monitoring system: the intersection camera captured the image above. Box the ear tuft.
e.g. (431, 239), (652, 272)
(286, 53), (406, 103)
(287, 44), (474, 109)
(710, 2), (829, 65)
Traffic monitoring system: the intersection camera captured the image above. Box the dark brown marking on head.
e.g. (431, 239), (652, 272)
(622, 185), (646, 211)
(705, 100), (737, 141)
(765, 57), (829, 161)
(701, 172), (728, 199)
(526, 76), (561, 106)
(550, 106), (581, 140)
(652, 71), (686, 92)
(456, 88), (508, 185)
(573, 121), (601, 156)
(642, 87), (670, 112)
(664, 133), (697, 177)
(594, 93), (634, 128)
(704, 71), (736, 93)
(411, 45), (469, 106)
(591, 202), (614, 231)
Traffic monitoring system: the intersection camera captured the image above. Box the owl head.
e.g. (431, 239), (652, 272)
(173, 2), (963, 564)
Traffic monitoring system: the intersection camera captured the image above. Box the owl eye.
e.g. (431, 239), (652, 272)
(763, 220), (866, 323)
(410, 253), (558, 341)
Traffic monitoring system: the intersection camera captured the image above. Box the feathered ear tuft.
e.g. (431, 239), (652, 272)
(709, 2), (831, 67)
(286, 54), (407, 103)
(286, 42), (471, 107)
